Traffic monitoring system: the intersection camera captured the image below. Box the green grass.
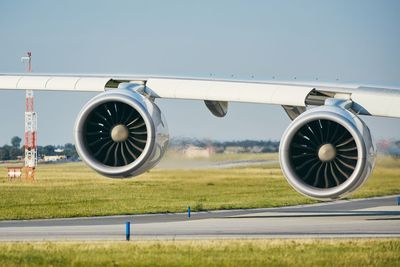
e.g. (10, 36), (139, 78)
(0, 239), (399, 267)
(0, 154), (399, 220)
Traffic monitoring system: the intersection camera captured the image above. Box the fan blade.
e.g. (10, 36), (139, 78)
(124, 109), (136, 124)
(336, 157), (356, 170)
(292, 153), (315, 159)
(129, 122), (146, 130)
(114, 143), (120, 167)
(297, 131), (318, 148)
(328, 123), (340, 143)
(337, 146), (357, 152)
(94, 112), (111, 126)
(103, 142), (116, 164)
(330, 162), (341, 186)
(324, 163), (329, 188)
(316, 120), (325, 143)
(295, 157), (319, 170)
(306, 124), (321, 144)
(130, 131), (147, 135)
(129, 136), (147, 144)
(120, 142), (128, 165)
(94, 140), (113, 157)
(124, 141), (138, 160)
(313, 162), (325, 187)
(88, 137), (110, 147)
(127, 117), (140, 127)
(302, 161), (321, 181)
(333, 160), (350, 179)
(119, 103), (127, 124)
(291, 143), (315, 152)
(337, 154), (358, 160)
(336, 137), (354, 148)
(127, 138), (144, 152)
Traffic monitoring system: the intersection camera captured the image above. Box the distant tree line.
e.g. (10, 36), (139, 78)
(0, 136), (79, 161)
(0, 136), (23, 161)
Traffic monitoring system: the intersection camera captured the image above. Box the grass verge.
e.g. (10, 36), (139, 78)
(0, 239), (399, 267)
(0, 154), (399, 220)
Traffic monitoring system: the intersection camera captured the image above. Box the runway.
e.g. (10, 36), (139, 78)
(0, 195), (399, 240)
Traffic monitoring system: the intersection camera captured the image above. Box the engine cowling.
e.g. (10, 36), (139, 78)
(74, 89), (169, 178)
(279, 105), (375, 200)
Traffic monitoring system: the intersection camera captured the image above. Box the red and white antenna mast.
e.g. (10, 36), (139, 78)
(21, 52), (37, 180)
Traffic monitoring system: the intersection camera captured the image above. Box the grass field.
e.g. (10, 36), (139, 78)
(0, 154), (399, 220)
(0, 239), (398, 267)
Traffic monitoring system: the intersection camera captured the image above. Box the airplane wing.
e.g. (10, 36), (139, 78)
(1, 73), (398, 200)
(0, 74), (399, 118)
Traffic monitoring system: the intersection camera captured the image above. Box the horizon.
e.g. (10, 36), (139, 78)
(1, 134), (399, 148)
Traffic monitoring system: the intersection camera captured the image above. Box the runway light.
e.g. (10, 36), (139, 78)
(125, 221), (131, 241)
(188, 206), (191, 218)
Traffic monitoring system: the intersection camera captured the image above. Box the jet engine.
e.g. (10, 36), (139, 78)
(279, 104), (375, 200)
(74, 89), (169, 178)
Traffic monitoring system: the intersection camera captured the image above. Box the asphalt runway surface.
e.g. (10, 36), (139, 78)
(0, 195), (399, 240)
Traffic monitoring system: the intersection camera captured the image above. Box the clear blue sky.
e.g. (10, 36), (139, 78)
(0, 0), (399, 145)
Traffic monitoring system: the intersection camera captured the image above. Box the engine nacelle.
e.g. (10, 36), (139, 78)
(74, 89), (169, 178)
(279, 105), (375, 200)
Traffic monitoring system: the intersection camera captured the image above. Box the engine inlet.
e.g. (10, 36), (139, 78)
(279, 106), (375, 200)
(289, 119), (358, 189)
(74, 89), (169, 178)
(83, 101), (148, 167)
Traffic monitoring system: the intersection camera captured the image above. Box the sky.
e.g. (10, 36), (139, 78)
(0, 0), (399, 145)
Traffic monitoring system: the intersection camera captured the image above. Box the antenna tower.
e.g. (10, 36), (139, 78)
(21, 52), (37, 180)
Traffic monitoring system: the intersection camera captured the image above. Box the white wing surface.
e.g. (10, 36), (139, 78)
(0, 74), (399, 118)
(0, 75), (109, 92)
